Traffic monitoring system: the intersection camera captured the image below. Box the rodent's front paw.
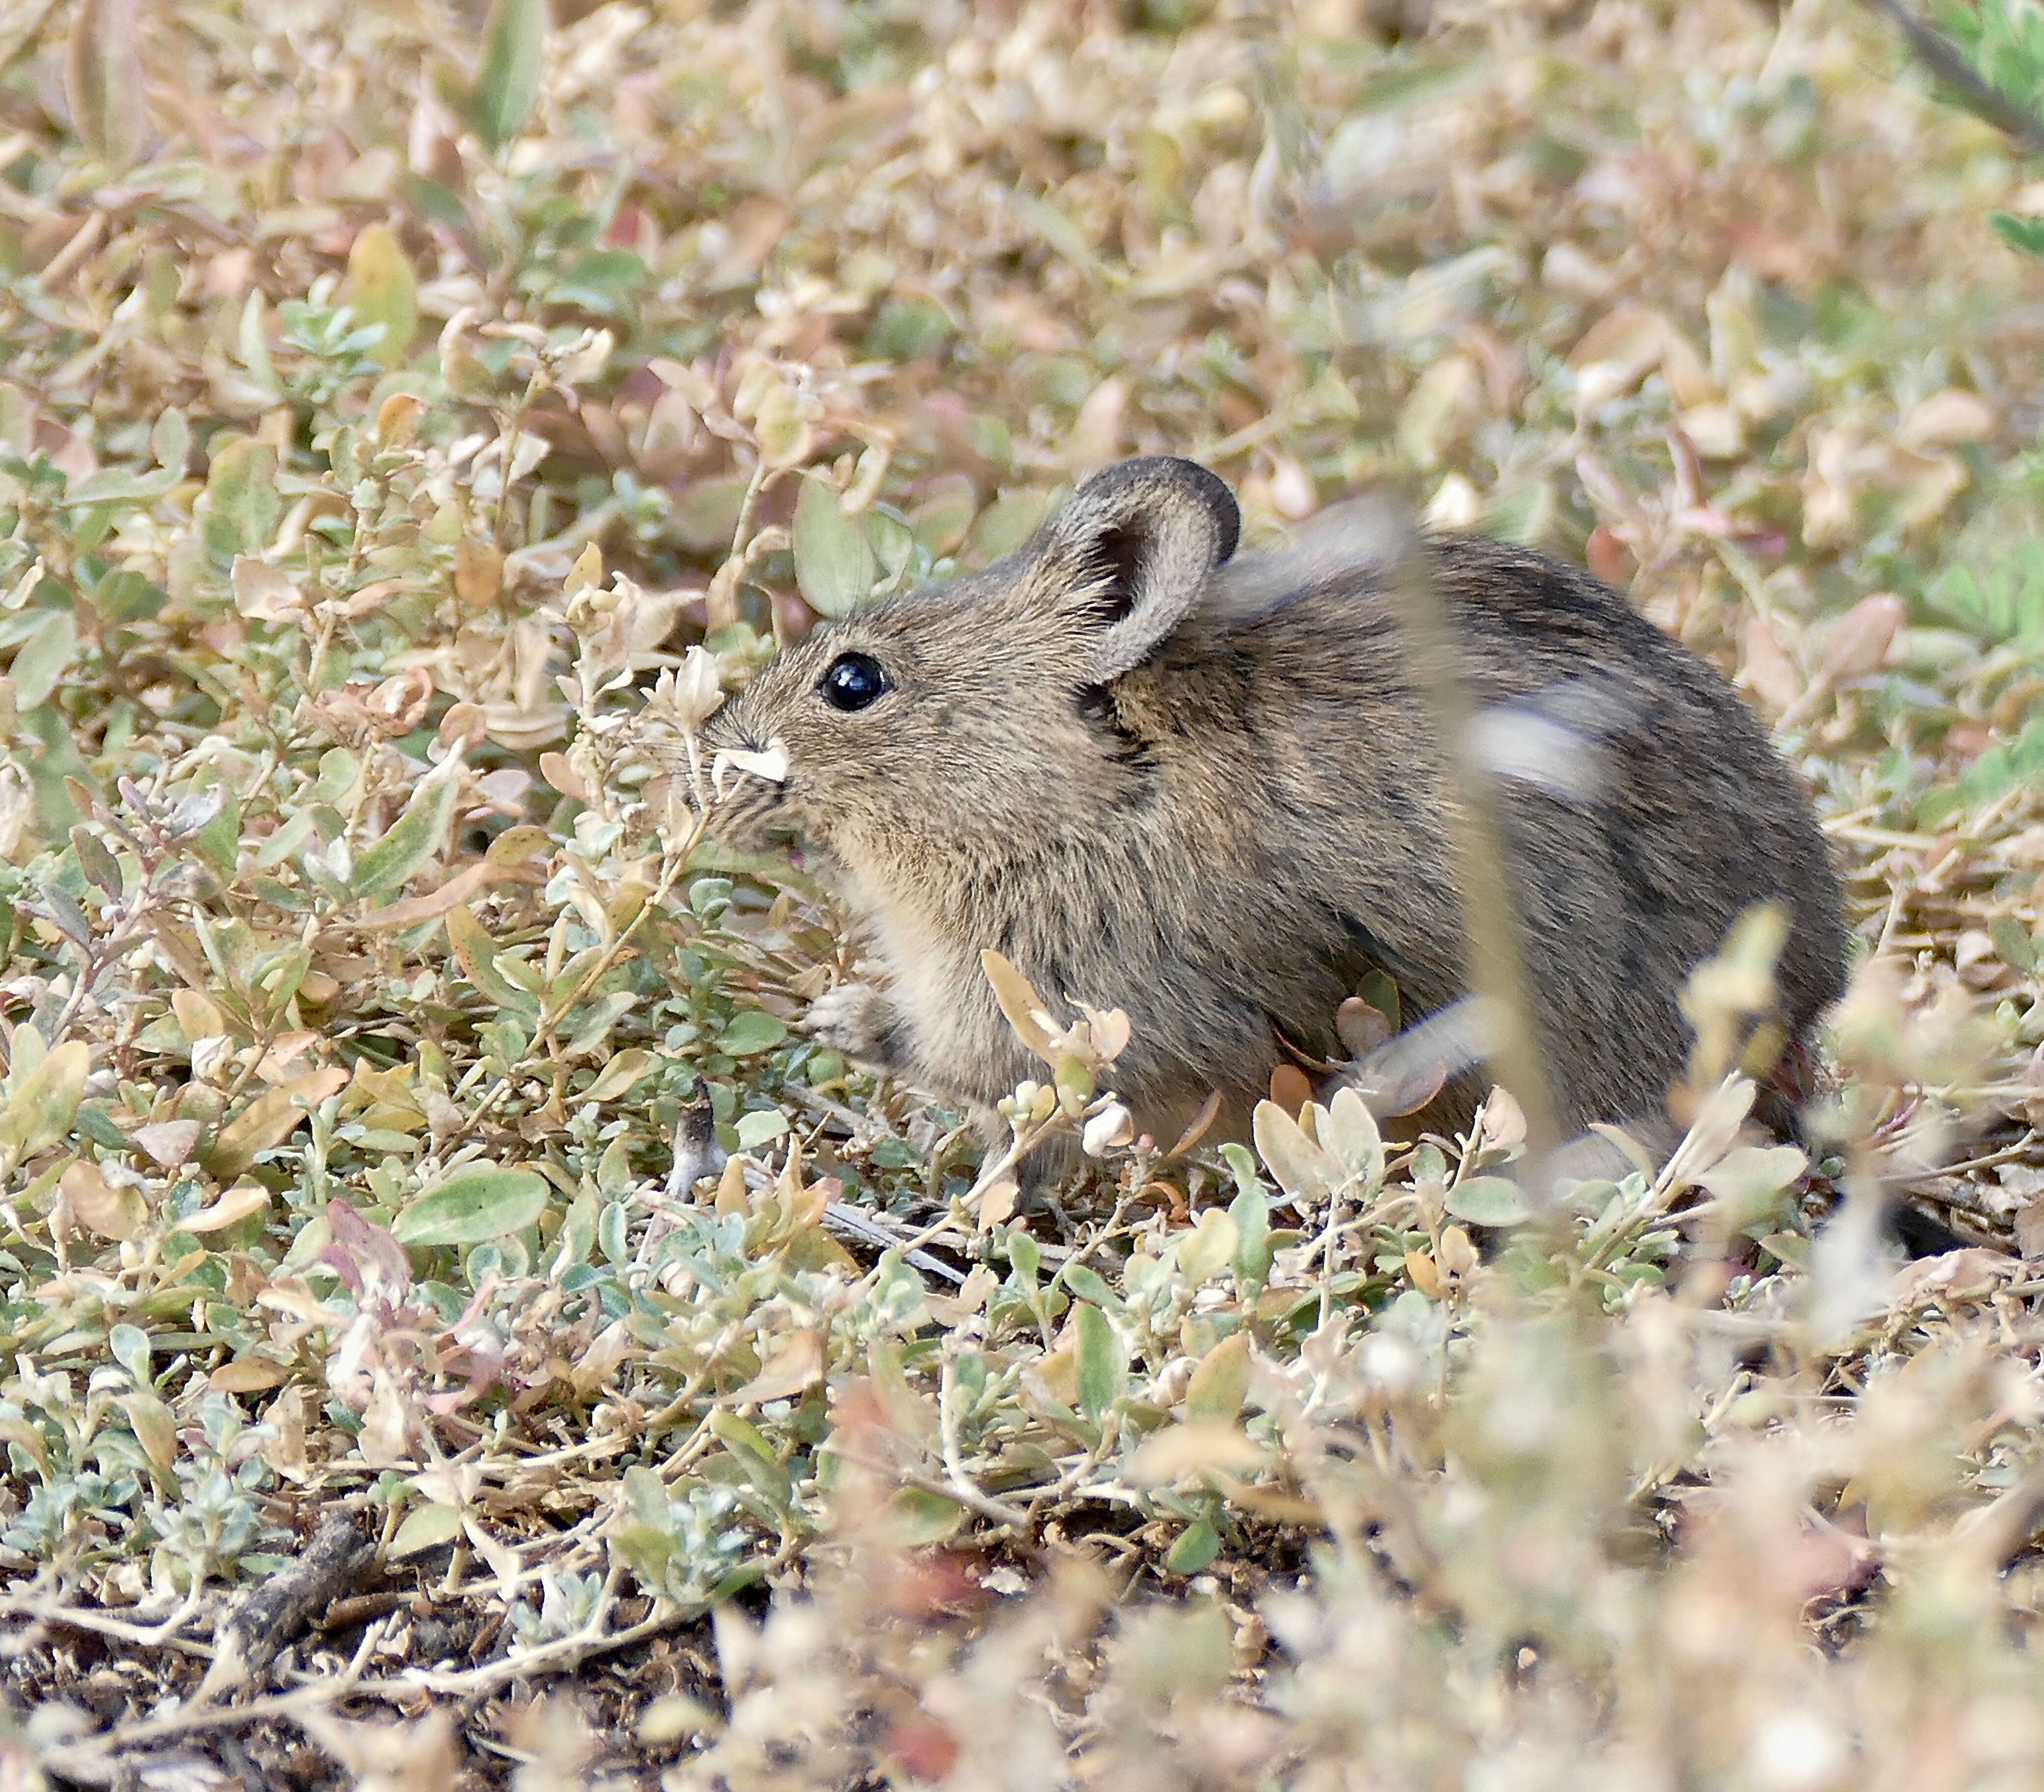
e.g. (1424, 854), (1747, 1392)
(806, 982), (906, 1070)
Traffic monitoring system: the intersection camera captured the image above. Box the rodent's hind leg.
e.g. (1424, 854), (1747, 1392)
(974, 1109), (1090, 1225)
(806, 980), (911, 1072)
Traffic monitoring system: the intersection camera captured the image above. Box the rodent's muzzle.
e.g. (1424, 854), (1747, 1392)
(675, 716), (797, 851)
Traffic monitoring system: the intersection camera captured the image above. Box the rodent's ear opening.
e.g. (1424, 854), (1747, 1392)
(1036, 457), (1240, 682)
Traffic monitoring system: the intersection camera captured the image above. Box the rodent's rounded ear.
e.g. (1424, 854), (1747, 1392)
(1035, 457), (1241, 681)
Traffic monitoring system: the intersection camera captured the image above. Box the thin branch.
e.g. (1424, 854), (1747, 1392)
(1862, 0), (2044, 157)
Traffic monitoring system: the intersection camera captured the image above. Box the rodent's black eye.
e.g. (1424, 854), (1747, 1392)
(819, 652), (889, 712)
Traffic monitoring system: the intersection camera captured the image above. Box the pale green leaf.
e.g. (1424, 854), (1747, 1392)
(63, 0), (148, 168)
(352, 777), (458, 900)
(719, 1011), (788, 1057)
(390, 1502), (466, 1558)
(346, 224), (419, 365)
(472, 0), (548, 151)
(1252, 1100), (1336, 1206)
(1444, 1176), (1534, 1227)
(1184, 1331), (1250, 1426)
(792, 477), (878, 619)
(10, 611), (76, 710)
(1075, 1301), (1125, 1422)
(392, 1166), (549, 1247)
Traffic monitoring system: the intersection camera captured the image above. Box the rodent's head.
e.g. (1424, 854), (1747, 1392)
(695, 456), (1241, 867)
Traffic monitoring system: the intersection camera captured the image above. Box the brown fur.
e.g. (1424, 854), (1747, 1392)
(693, 457), (1847, 1164)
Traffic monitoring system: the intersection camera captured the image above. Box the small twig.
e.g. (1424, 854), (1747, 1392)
(705, 457), (777, 632)
(831, 1441), (1043, 1539)
(350, 1587), (692, 1699)
(822, 1200), (967, 1286)
(1861, 0), (2044, 158)
(535, 825), (701, 1057)
(491, 369), (550, 548)
(938, 1342), (1028, 1525)
(34, 1614), (390, 1773)
(436, 1071), (513, 1154)
(1922, 1130), (2039, 1181)
(1, 1586), (208, 1654)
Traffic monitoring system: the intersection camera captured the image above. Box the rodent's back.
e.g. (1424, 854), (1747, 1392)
(1429, 532), (1846, 1064)
(1129, 530), (1847, 1130)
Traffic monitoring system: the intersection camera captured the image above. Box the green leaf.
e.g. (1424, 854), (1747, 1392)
(65, 466), (180, 509)
(622, 1464), (669, 1527)
(313, 748), (362, 806)
(963, 489), (1046, 566)
(63, 0), (148, 168)
(584, 1049), (654, 1102)
(352, 777), (458, 899)
(1184, 1331), (1250, 1426)
(20, 703), (89, 834)
(1992, 915), (2039, 975)
(1219, 1142), (1262, 1194)
(0, 1040), (89, 1161)
(1061, 1261), (1120, 1312)
(671, 475), (750, 553)
(447, 905), (537, 1016)
(1177, 1207), (1240, 1286)
(252, 809), (317, 870)
(121, 1390), (177, 1472)
(390, 1501), (465, 1559)
(1165, 1514), (1221, 1575)
(108, 1322), (152, 1387)
(710, 1409), (792, 1511)
(1075, 1302), (1125, 1423)
(203, 1068), (349, 1179)
(346, 224), (419, 366)
(719, 1010), (788, 1057)
(909, 474), (977, 557)
(1252, 1100), (1336, 1206)
(472, 0), (548, 152)
(889, 1486), (967, 1545)
(792, 478), (878, 619)
(562, 991), (638, 1059)
(734, 1108), (789, 1150)
(152, 407), (188, 474)
(238, 291), (278, 397)
(1992, 211), (2044, 259)
(865, 297), (955, 362)
(1322, 1086), (1385, 1191)
(10, 610), (76, 710)
(1228, 1170), (1270, 1288)
(1444, 1175), (1534, 1227)
(392, 1166), (550, 1248)
(93, 568), (164, 621)
(206, 439), (280, 555)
